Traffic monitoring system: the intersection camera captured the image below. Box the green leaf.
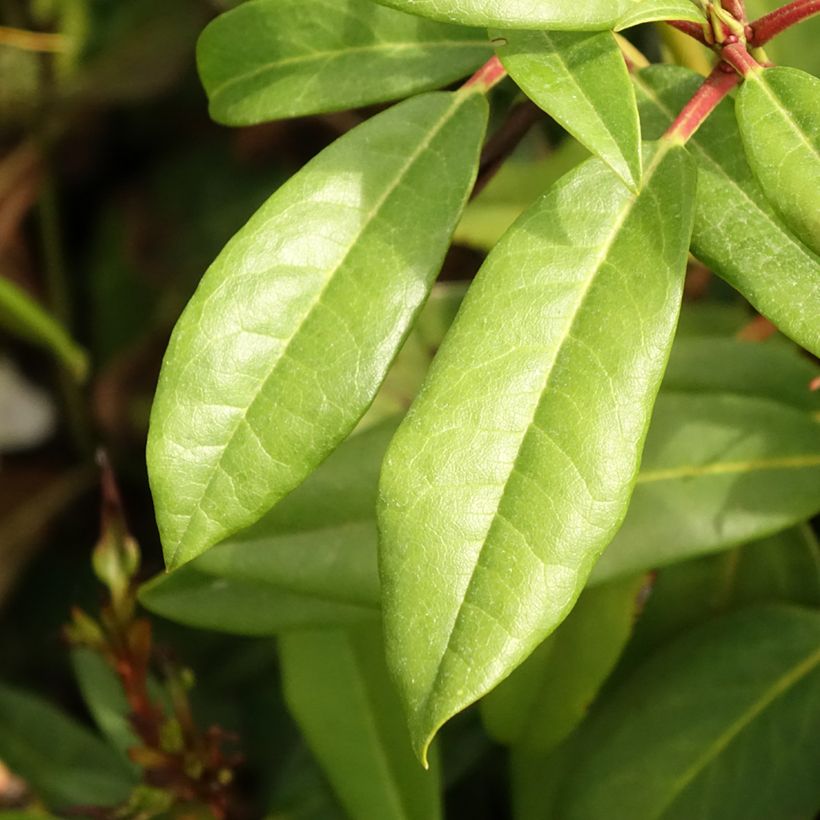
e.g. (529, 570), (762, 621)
(139, 419), (394, 632)
(555, 605), (820, 820)
(454, 138), (589, 252)
(147, 89), (487, 570)
(198, 0), (491, 125)
(735, 66), (820, 256)
(0, 276), (88, 380)
(635, 65), (820, 356)
(494, 30), (640, 187)
(280, 624), (442, 820)
(480, 575), (645, 754)
(70, 648), (139, 766)
(620, 525), (820, 676)
(372, 0), (704, 30)
(593, 392), (820, 583)
(379, 141), (696, 761)
(0, 681), (135, 808)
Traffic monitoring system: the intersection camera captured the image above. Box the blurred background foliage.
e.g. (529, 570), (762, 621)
(0, 0), (817, 816)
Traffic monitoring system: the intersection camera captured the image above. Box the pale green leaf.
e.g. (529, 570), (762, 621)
(635, 65), (820, 356)
(372, 0), (704, 30)
(592, 392), (820, 584)
(140, 420), (397, 632)
(0, 682), (135, 808)
(198, 0), (491, 125)
(494, 30), (640, 187)
(556, 605), (820, 820)
(280, 624), (442, 820)
(379, 141), (696, 761)
(736, 66), (820, 256)
(147, 90), (487, 570)
(0, 276), (88, 380)
(480, 575), (644, 753)
(454, 138), (588, 252)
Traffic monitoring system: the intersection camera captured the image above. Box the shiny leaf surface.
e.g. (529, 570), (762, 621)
(198, 0), (491, 125)
(147, 90), (487, 569)
(635, 65), (820, 355)
(379, 141), (696, 761)
(495, 30), (640, 187)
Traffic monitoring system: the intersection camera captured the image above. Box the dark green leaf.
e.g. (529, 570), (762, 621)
(735, 66), (820, 256)
(198, 0), (491, 125)
(556, 605), (820, 820)
(635, 65), (820, 356)
(480, 575), (644, 753)
(494, 30), (640, 187)
(379, 141), (696, 761)
(0, 682), (135, 808)
(147, 90), (487, 569)
(372, 0), (704, 30)
(280, 624), (442, 820)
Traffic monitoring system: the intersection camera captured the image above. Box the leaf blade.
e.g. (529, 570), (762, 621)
(495, 30), (641, 187)
(147, 90), (487, 569)
(198, 0), (491, 125)
(379, 141), (696, 761)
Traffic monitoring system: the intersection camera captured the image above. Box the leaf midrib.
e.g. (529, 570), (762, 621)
(656, 642), (820, 818)
(637, 452), (820, 483)
(419, 144), (673, 734)
(170, 93), (470, 567)
(209, 40), (487, 103)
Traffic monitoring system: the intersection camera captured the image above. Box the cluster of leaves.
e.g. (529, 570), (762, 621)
(1, 0), (819, 817)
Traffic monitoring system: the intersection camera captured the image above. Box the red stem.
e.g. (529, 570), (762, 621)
(722, 0), (747, 22)
(463, 55), (507, 92)
(665, 65), (741, 144)
(721, 40), (762, 75)
(666, 19), (709, 43)
(748, 0), (820, 45)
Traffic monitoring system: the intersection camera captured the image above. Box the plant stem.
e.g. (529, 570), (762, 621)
(0, 24), (67, 52)
(721, 40), (762, 75)
(463, 55), (507, 93)
(748, 0), (820, 46)
(721, 0), (746, 23)
(667, 18), (709, 43)
(664, 65), (740, 144)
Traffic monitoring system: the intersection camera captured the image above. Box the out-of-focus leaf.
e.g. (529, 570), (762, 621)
(674, 302), (750, 338)
(198, 0), (490, 125)
(0, 682), (135, 808)
(592, 392), (820, 583)
(139, 420), (395, 632)
(635, 65), (820, 355)
(735, 66), (820, 255)
(0, 277), (87, 380)
(371, 0), (704, 30)
(454, 138), (588, 251)
(379, 142), (696, 761)
(0, 358), (55, 452)
(494, 30), (640, 186)
(480, 575), (644, 753)
(280, 624), (442, 820)
(70, 648), (138, 767)
(147, 89), (487, 570)
(555, 605), (820, 820)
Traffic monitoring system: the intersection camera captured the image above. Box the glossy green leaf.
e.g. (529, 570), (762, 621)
(735, 66), (820, 256)
(379, 141), (696, 761)
(620, 525), (820, 676)
(454, 138), (589, 252)
(494, 30), (640, 187)
(147, 89), (487, 570)
(0, 276), (88, 380)
(198, 0), (491, 125)
(480, 575), (644, 753)
(556, 605), (820, 820)
(635, 65), (820, 356)
(140, 419), (397, 632)
(593, 392), (820, 583)
(280, 624), (442, 820)
(372, 0), (704, 30)
(0, 682), (135, 807)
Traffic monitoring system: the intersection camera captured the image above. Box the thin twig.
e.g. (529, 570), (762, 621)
(665, 64), (740, 143)
(748, 0), (820, 45)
